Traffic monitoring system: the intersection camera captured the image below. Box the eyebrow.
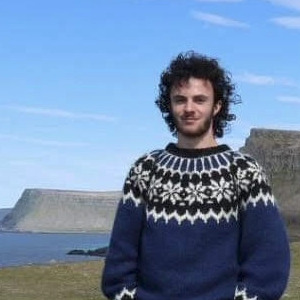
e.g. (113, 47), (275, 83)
(171, 94), (210, 101)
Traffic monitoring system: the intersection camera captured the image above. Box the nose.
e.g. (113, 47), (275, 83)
(184, 99), (194, 112)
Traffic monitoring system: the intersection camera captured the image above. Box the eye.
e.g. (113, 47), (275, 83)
(171, 96), (186, 104)
(194, 96), (206, 104)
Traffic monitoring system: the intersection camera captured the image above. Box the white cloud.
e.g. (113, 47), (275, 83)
(0, 134), (89, 147)
(271, 16), (300, 29)
(191, 10), (249, 28)
(2, 105), (116, 122)
(237, 72), (275, 85)
(265, 0), (300, 11)
(277, 95), (300, 104)
(236, 72), (296, 86)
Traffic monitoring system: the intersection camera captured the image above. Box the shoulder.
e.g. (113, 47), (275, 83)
(230, 151), (275, 207)
(131, 149), (164, 169)
(126, 149), (164, 178)
(230, 150), (264, 172)
(230, 150), (271, 188)
(123, 149), (164, 197)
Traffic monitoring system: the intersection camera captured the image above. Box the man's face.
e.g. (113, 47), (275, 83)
(170, 77), (221, 139)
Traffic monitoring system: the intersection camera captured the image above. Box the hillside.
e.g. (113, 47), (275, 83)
(0, 189), (120, 233)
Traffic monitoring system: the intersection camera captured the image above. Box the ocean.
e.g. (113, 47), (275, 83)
(0, 232), (110, 268)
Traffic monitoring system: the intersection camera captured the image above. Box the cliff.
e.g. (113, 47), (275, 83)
(240, 128), (300, 239)
(0, 189), (121, 233)
(240, 128), (300, 174)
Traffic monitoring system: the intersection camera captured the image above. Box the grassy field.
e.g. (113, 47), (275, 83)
(0, 242), (299, 300)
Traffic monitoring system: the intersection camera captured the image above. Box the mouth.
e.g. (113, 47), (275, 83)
(181, 118), (198, 122)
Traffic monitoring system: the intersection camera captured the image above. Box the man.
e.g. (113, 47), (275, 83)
(101, 51), (290, 300)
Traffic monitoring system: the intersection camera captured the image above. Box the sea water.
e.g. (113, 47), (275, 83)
(0, 232), (110, 268)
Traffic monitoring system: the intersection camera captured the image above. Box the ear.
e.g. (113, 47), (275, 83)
(213, 100), (222, 116)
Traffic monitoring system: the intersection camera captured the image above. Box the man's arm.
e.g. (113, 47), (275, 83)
(101, 154), (153, 300)
(234, 156), (290, 300)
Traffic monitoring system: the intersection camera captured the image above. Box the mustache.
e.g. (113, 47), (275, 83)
(181, 113), (198, 119)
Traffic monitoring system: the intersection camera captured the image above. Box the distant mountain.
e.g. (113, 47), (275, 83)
(0, 189), (120, 233)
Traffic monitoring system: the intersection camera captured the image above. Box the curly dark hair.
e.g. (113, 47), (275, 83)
(155, 51), (241, 138)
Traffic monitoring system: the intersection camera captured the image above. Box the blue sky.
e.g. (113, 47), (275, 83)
(1, 0), (299, 208)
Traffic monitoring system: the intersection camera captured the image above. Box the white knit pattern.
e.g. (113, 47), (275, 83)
(115, 286), (136, 300)
(235, 286), (258, 300)
(146, 206), (238, 224)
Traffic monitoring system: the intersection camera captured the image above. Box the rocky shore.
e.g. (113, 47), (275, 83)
(67, 246), (108, 257)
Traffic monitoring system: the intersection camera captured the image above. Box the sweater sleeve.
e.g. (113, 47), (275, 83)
(234, 155), (290, 300)
(101, 154), (153, 300)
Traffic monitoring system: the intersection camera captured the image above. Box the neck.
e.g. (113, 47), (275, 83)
(177, 129), (218, 149)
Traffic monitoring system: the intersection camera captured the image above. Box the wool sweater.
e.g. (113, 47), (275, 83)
(101, 144), (290, 300)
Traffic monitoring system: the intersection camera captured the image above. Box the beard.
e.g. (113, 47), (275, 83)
(173, 112), (214, 139)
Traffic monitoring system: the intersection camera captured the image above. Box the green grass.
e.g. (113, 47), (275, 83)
(0, 261), (106, 300)
(0, 242), (299, 300)
(283, 242), (300, 299)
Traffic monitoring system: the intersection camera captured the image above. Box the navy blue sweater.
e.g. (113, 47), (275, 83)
(102, 144), (290, 300)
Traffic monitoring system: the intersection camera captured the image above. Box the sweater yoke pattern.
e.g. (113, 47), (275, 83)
(122, 147), (275, 225)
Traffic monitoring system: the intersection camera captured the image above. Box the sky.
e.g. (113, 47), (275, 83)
(1, 0), (300, 208)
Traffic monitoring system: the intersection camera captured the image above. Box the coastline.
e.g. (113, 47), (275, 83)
(0, 231), (110, 268)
